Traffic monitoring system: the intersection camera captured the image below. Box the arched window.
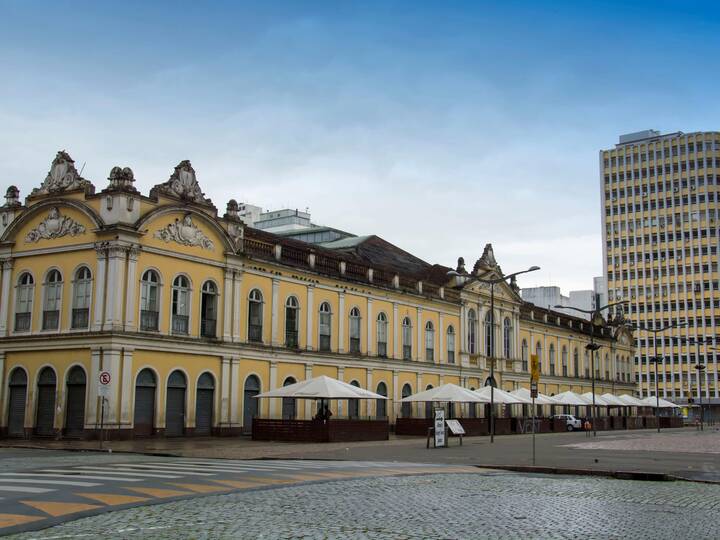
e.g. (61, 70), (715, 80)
(319, 302), (331, 351)
(348, 380), (360, 418)
(71, 267), (92, 329)
(573, 348), (579, 377)
(425, 384), (434, 418)
(42, 269), (62, 330)
(503, 317), (512, 358)
(467, 309), (477, 354)
(200, 281), (217, 338)
(521, 339), (528, 371)
(447, 325), (455, 364)
(171, 275), (190, 335)
(549, 344), (556, 375)
(425, 321), (434, 362)
(562, 346), (568, 376)
(402, 317), (412, 360)
(15, 272), (34, 331)
(140, 270), (160, 331)
(285, 296), (299, 348)
(376, 312), (388, 357)
(282, 377), (297, 419)
(595, 351), (601, 378)
(615, 354), (620, 381)
(401, 383), (413, 418)
(376, 382), (388, 418)
(604, 353), (609, 380)
(484, 311), (494, 357)
(349, 307), (361, 354)
(248, 289), (263, 342)
(535, 342), (542, 373)
(584, 350), (590, 378)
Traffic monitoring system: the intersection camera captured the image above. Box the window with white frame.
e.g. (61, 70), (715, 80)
(536, 342), (542, 373)
(402, 317), (412, 360)
(562, 346), (568, 376)
(484, 311), (494, 357)
(200, 281), (217, 338)
(71, 267), (92, 329)
(171, 275), (190, 335)
(376, 312), (388, 357)
(349, 307), (361, 354)
(521, 339), (528, 371)
(447, 325), (455, 364)
(503, 317), (511, 358)
(285, 296), (299, 348)
(319, 302), (331, 351)
(140, 269), (160, 331)
(425, 321), (434, 362)
(42, 269), (62, 330)
(248, 289), (264, 342)
(549, 344), (556, 375)
(467, 308), (477, 354)
(15, 272), (34, 331)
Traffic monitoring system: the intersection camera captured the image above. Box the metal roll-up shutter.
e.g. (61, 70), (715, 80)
(8, 386), (27, 437)
(35, 368), (57, 437)
(133, 386), (155, 437)
(195, 389), (213, 436)
(166, 387), (185, 437)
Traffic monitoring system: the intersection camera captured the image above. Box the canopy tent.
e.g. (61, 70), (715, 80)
(550, 391), (589, 406)
(640, 396), (679, 408)
(474, 386), (532, 404)
(254, 375), (388, 400)
(510, 387), (557, 406)
(617, 394), (646, 407)
(600, 393), (627, 407)
(581, 392), (612, 406)
(399, 383), (489, 403)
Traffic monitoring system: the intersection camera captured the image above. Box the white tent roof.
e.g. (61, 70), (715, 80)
(581, 392), (612, 406)
(640, 396), (679, 408)
(600, 393), (627, 407)
(617, 394), (646, 406)
(254, 375), (388, 400)
(550, 391), (589, 406)
(474, 386), (532, 404)
(510, 387), (557, 405)
(399, 383), (490, 403)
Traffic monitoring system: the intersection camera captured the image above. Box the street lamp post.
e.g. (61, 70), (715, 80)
(695, 364), (706, 430)
(674, 335), (712, 430)
(555, 301), (628, 437)
(449, 265), (540, 443)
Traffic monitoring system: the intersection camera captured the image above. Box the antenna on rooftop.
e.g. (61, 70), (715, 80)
(79, 162), (86, 176)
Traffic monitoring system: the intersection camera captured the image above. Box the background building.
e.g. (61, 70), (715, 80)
(521, 279), (604, 320)
(601, 130), (719, 413)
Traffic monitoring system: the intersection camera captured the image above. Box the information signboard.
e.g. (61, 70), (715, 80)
(530, 354), (540, 384)
(445, 419), (465, 435)
(434, 408), (446, 447)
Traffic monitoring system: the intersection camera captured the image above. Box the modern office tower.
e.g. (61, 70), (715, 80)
(601, 130), (719, 413)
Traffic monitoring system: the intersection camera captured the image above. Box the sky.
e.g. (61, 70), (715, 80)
(2, 1), (719, 292)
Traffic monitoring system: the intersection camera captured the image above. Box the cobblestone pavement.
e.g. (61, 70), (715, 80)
(562, 428), (720, 454)
(6, 471), (720, 540)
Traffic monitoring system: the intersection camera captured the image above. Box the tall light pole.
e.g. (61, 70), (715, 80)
(555, 301), (628, 437)
(626, 321), (685, 432)
(449, 265), (540, 443)
(674, 335), (711, 430)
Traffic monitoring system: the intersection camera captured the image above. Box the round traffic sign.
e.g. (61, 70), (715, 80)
(99, 371), (111, 385)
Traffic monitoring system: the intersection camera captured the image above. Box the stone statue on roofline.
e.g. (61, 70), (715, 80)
(31, 151), (93, 196)
(456, 256), (466, 274)
(150, 160), (212, 205)
(472, 243), (498, 274)
(106, 166), (138, 192)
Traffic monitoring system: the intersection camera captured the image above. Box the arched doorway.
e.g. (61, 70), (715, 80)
(243, 375), (260, 434)
(282, 377), (297, 420)
(348, 381), (360, 418)
(35, 367), (57, 436)
(166, 370), (187, 437)
(65, 366), (86, 437)
(401, 384), (412, 418)
(195, 372), (214, 436)
(134, 369), (156, 437)
(425, 385), (434, 418)
(376, 382), (388, 418)
(7, 368), (27, 438)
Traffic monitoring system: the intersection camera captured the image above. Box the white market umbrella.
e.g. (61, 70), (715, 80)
(474, 386), (532, 404)
(510, 387), (556, 406)
(600, 393), (627, 407)
(254, 375), (388, 400)
(550, 391), (589, 406)
(617, 394), (646, 407)
(399, 383), (489, 403)
(581, 392), (612, 406)
(640, 396), (679, 408)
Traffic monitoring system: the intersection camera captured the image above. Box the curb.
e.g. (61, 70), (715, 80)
(475, 464), (719, 483)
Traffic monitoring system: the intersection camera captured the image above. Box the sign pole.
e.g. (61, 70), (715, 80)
(529, 353), (540, 466)
(99, 396), (105, 451)
(532, 395), (536, 466)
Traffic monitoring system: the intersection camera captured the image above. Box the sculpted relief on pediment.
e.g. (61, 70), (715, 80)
(154, 214), (215, 250)
(25, 207), (86, 243)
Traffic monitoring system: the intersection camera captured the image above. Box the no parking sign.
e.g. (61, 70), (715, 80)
(98, 371), (111, 397)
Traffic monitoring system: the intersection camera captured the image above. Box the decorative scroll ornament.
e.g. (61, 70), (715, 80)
(473, 243), (498, 274)
(25, 207), (86, 243)
(152, 160), (211, 205)
(107, 166), (138, 192)
(154, 214), (214, 250)
(32, 151), (92, 196)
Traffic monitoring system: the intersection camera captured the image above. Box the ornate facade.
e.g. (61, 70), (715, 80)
(0, 152), (635, 438)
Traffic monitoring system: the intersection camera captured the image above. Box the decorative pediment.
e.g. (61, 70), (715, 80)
(472, 243), (498, 274)
(151, 160), (212, 205)
(25, 207), (86, 243)
(154, 214), (214, 250)
(31, 151), (92, 196)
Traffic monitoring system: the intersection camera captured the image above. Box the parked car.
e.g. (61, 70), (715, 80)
(552, 414), (582, 431)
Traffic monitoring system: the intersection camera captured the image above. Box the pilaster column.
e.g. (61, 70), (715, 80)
(306, 285), (314, 351)
(271, 278), (280, 346)
(366, 298), (373, 356)
(416, 372), (423, 417)
(392, 370), (399, 422)
(92, 244), (107, 331)
(86, 348), (102, 426)
(304, 363), (313, 419)
(124, 247), (140, 331)
(220, 357), (231, 425)
(232, 271), (242, 342)
(269, 362), (278, 417)
(104, 245), (127, 330)
(337, 366), (345, 415)
(338, 292), (345, 353)
(366, 368), (374, 416)
(0, 352), (6, 422)
(416, 307), (423, 361)
(392, 302), (399, 359)
(223, 269), (233, 341)
(0, 258), (14, 336)
(460, 302), (467, 354)
(103, 348), (122, 427)
(120, 348), (134, 426)
(229, 357), (240, 424)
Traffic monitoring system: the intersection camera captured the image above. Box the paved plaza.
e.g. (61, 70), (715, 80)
(5, 470), (720, 539)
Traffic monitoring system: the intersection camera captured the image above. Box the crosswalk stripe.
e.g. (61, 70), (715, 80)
(21, 500), (100, 517)
(0, 486), (55, 494)
(173, 460), (302, 470)
(77, 492), (150, 506)
(169, 483), (229, 493)
(26, 471), (143, 482)
(108, 464), (214, 476)
(0, 478), (100, 487)
(0, 513), (45, 528)
(71, 467), (183, 479)
(126, 487), (191, 498)
(169, 462), (302, 473)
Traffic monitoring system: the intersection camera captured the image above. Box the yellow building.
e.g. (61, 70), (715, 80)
(0, 152), (635, 438)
